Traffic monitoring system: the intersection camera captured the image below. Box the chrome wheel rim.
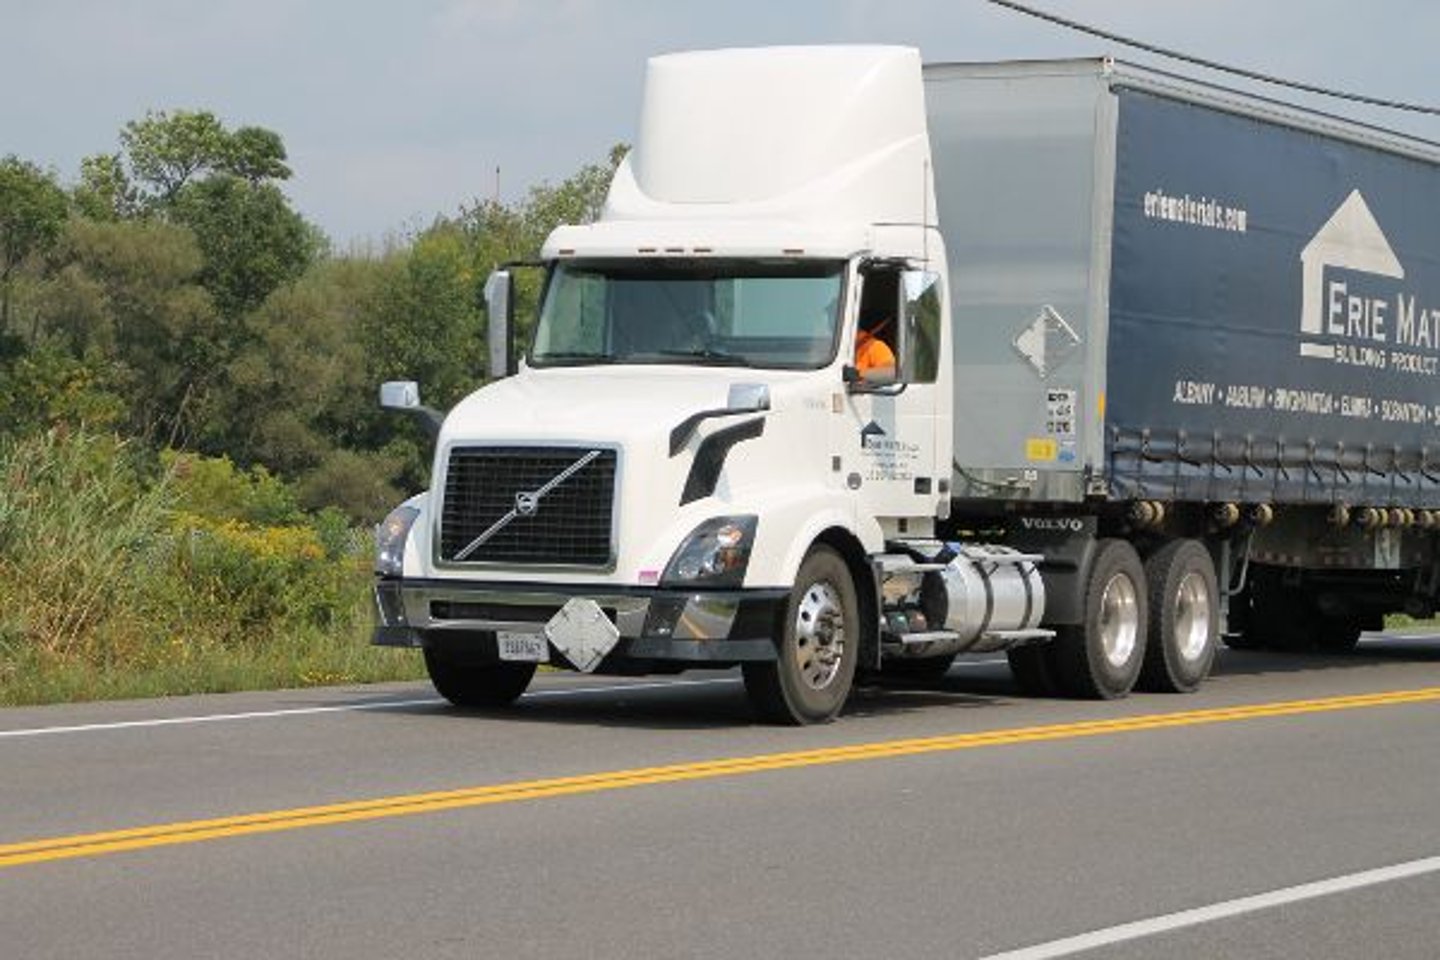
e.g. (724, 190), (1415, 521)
(794, 579), (846, 690)
(1173, 571), (1212, 662)
(1099, 573), (1140, 668)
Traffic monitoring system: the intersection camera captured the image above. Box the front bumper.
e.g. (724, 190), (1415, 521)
(372, 577), (785, 664)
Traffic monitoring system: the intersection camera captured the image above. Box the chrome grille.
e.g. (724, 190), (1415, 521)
(439, 447), (616, 566)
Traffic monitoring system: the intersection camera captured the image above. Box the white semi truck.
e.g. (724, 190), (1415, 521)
(373, 46), (1440, 723)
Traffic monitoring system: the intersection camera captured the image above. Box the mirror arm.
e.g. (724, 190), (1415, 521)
(408, 406), (444, 439)
(843, 364), (908, 395)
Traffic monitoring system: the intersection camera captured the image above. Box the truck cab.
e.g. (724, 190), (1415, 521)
(371, 47), (1032, 723)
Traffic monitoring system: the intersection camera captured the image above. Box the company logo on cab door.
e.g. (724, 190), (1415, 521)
(1298, 190), (1440, 376)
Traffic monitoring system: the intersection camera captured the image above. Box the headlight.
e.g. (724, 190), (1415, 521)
(661, 516), (757, 588)
(375, 505), (420, 576)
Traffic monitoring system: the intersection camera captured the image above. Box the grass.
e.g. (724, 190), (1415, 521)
(0, 428), (425, 707)
(1383, 614), (1440, 631)
(0, 620), (425, 707)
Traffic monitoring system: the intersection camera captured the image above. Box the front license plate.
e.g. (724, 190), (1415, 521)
(496, 631), (548, 662)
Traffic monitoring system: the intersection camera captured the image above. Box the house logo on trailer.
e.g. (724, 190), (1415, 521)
(1298, 190), (1440, 376)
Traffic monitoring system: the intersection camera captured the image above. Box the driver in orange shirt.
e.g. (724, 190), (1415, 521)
(855, 313), (897, 380)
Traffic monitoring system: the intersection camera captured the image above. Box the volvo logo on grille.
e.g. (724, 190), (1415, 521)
(452, 449), (604, 561)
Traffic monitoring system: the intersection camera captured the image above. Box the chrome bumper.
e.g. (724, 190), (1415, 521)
(372, 577), (785, 663)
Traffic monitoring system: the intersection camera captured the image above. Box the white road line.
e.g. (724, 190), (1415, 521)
(0, 677), (740, 739)
(0, 658), (1012, 740)
(978, 855), (1440, 960)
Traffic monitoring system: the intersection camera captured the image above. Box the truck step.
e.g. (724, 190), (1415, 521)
(982, 628), (1055, 643)
(888, 630), (963, 645)
(962, 550), (1045, 566)
(873, 554), (948, 574)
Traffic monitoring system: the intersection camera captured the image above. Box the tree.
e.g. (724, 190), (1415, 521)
(225, 126), (291, 183)
(117, 109), (294, 205)
(457, 144), (627, 365)
(41, 217), (222, 441)
(120, 110), (232, 205)
(170, 175), (316, 320)
(0, 156), (68, 336)
(72, 154), (136, 221)
(361, 223), (483, 410)
(217, 258), (379, 472)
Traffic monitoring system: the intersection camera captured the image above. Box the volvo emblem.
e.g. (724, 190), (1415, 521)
(515, 491), (540, 517)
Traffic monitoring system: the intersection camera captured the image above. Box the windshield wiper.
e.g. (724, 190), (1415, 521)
(647, 349), (751, 367)
(533, 352), (615, 366)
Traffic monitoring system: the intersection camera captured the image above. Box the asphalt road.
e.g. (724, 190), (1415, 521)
(6, 634), (1440, 959)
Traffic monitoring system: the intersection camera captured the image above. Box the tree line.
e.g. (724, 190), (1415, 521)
(1, 110), (623, 519)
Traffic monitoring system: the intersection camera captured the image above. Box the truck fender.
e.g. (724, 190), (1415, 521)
(764, 506), (884, 591)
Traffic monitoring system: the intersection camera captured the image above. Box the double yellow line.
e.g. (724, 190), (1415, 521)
(5, 685), (1440, 869)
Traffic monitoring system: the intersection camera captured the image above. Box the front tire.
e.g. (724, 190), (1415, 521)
(744, 545), (859, 725)
(1048, 539), (1147, 699)
(424, 645), (536, 708)
(1138, 540), (1219, 693)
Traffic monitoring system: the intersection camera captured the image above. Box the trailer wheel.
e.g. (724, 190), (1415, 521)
(424, 647), (535, 708)
(1049, 539), (1147, 699)
(1138, 540), (1218, 693)
(743, 545), (858, 724)
(1006, 644), (1059, 696)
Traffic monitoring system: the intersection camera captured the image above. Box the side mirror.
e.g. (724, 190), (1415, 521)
(902, 269), (942, 384)
(380, 380), (420, 410)
(378, 380), (443, 439)
(484, 269), (515, 379)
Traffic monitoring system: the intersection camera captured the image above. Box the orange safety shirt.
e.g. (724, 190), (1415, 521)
(855, 329), (896, 375)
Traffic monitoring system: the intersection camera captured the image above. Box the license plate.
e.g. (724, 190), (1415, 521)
(496, 631), (548, 662)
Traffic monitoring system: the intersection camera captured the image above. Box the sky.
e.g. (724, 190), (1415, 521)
(5, 0), (1438, 248)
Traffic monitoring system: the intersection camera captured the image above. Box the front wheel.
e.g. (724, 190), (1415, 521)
(424, 645), (536, 708)
(743, 545), (859, 725)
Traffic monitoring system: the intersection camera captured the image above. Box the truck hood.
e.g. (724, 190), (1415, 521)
(428, 364), (832, 586)
(440, 365), (787, 445)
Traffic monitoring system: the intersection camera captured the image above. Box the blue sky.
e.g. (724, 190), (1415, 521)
(5, 1), (1437, 246)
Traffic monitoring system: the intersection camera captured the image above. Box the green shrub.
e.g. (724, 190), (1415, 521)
(0, 429), (419, 705)
(162, 449), (304, 525)
(0, 349), (128, 438)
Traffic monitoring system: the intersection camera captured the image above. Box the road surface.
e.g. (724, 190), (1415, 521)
(5, 634), (1440, 959)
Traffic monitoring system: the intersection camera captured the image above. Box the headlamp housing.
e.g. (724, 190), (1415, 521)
(661, 516), (757, 588)
(374, 505), (420, 577)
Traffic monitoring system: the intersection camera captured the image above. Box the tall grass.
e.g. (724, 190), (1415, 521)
(0, 430), (421, 706)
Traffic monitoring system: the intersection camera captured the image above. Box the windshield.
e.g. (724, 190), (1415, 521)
(530, 259), (844, 369)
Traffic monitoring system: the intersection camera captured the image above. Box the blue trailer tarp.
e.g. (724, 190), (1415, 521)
(1107, 89), (1440, 506)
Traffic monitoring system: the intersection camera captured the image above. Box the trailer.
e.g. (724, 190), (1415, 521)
(372, 47), (1440, 722)
(933, 58), (1440, 691)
